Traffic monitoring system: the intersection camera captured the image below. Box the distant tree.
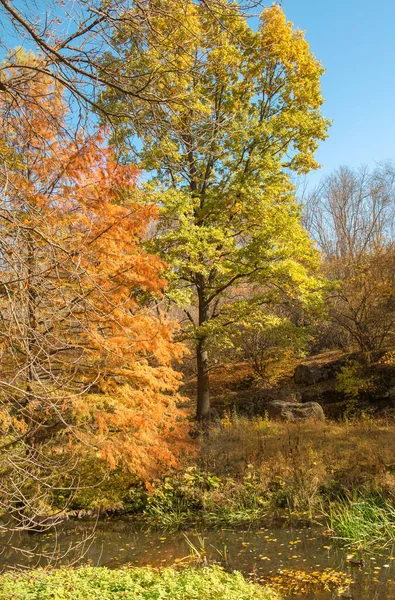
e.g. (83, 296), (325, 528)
(0, 68), (188, 538)
(100, 3), (329, 419)
(306, 165), (395, 352)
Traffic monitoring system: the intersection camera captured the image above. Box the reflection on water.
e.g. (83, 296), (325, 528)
(1, 522), (395, 599)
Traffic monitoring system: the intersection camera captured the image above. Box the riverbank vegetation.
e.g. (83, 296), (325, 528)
(67, 415), (395, 547)
(0, 0), (329, 542)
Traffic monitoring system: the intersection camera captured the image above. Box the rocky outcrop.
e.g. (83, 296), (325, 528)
(301, 389), (343, 404)
(266, 400), (325, 422)
(294, 364), (326, 385)
(376, 407), (395, 420)
(294, 357), (349, 386)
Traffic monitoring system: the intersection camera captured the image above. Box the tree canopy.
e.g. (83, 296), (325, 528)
(101, 3), (330, 418)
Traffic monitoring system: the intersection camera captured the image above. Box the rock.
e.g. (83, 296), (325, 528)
(266, 400), (325, 422)
(376, 407), (395, 420)
(294, 364), (313, 385)
(370, 386), (391, 401)
(294, 357), (352, 385)
(294, 364), (327, 385)
(301, 389), (343, 404)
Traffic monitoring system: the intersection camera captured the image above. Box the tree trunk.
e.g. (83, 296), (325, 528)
(196, 275), (210, 420)
(196, 337), (210, 420)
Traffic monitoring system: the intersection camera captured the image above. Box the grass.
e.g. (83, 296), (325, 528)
(0, 566), (280, 600)
(200, 415), (395, 514)
(328, 496), (395, 547)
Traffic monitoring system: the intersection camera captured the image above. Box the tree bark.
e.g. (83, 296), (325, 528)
(196, 275), (210, 420)
(196, 337), (210, 420)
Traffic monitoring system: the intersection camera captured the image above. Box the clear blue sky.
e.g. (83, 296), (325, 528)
(280, 0), (395, 187)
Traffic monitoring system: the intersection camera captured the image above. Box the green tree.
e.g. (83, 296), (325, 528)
(101, 2), (329, 419)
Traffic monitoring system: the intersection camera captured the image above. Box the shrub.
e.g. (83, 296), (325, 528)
(143, 467), (268, 530)
(336, 360), (373, 416)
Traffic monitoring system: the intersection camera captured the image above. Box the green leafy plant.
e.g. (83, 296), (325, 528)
(0, 566), (280, 600)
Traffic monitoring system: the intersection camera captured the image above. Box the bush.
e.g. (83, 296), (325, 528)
(143, 467), (268, 530)
(235, 316), (308, 385)
(336, 360), (372, 415)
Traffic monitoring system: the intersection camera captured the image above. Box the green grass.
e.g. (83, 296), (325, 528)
(0, 566), (280, 600)
(328, 496), (395, 547)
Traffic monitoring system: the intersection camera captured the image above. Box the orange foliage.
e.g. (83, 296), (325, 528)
(0, 70), (190, 480)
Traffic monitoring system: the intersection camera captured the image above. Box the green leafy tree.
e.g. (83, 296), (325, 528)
(101, 2), (329, 419)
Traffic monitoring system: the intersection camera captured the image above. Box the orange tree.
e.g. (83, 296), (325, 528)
(0, 67), (188, 533)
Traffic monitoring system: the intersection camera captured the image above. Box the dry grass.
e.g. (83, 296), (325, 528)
(198, 416), (395, 516)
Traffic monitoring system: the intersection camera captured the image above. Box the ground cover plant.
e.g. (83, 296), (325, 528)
(0, 566), (280, 600)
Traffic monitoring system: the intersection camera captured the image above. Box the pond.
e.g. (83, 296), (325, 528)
(2, 522), (395, 599)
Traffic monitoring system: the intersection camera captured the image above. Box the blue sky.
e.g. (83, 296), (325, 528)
(278, 0), (395, 187)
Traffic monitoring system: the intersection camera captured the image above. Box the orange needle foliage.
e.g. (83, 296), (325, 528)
(0, 67), (189, 483)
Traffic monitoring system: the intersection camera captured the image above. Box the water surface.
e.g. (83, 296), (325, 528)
(2, 522), (395, 599)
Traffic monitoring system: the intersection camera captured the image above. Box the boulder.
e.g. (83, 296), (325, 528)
(376, 407), (395, 421)
(266, 400), (325, 422)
